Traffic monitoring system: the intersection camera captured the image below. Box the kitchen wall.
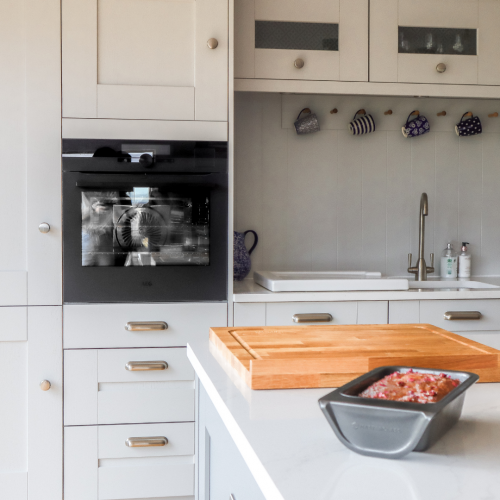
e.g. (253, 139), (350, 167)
(234, 92), (500, 277)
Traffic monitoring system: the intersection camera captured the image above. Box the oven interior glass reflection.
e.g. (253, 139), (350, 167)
(82, 187), (210, 266)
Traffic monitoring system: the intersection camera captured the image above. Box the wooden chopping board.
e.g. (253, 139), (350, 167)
(209, 324), (500, 389)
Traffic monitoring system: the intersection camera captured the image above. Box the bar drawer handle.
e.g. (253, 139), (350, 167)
(292, 313), (333, 323)
(125, 361), (168, 371)
(125, 321), (168, 331)
(444, 311), (482, 321)
(126, 436), (168, 448)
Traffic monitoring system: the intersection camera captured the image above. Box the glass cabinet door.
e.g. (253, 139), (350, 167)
(235, 0), (368, 82)
(371, 0), (500, 86)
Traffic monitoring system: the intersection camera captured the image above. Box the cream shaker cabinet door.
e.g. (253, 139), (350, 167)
(235, 0), (368, 82)
(371, 0), (500, 85)
(62, 0), (228, 121)
(1, 0), (61, 306)
(0, 307), (63, 500)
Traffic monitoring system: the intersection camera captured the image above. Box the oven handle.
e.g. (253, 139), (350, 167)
(75, 172), (225, 189)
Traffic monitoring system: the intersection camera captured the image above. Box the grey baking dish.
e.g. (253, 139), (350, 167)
(319, 366), (479, 459)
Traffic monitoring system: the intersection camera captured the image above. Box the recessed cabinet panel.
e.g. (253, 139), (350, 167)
(97, 0), (195, 88)
(236, 0), (368, 82)
(62, 0), (227, 122)
(371, 0), (500, 86)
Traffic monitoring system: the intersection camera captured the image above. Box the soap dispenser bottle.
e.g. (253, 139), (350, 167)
(458, 242), (471, 280)
(441, 243), (458, 279)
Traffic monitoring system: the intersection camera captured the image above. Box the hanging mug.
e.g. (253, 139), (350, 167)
(348, 109), (376, 135)
(233, 230), (258, 281)
(455, 112), (482, 137)
(294, 108), (321, 135)
(402, 110), (430, 138)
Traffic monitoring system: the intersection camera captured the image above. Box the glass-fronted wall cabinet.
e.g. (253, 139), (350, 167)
(371, 0), (500, 85)
(235, 0), (368, 82)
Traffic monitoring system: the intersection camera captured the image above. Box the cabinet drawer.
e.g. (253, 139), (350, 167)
(65, 423), (194, 500)
(266, 302), (357, 326)
(64, 348), (194, 426)
(63, 303), (227, 349)
(420, 299), (500, 332)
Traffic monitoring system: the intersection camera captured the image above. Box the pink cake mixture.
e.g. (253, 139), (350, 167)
(358, 369), (460, 404)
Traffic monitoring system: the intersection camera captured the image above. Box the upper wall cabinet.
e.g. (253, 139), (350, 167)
(370, 0), (500, 85)
(235, 0), (368, 82)
(62, 0), (228, 122)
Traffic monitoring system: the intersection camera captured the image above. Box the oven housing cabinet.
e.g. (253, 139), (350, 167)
(62, 139), (228, 304)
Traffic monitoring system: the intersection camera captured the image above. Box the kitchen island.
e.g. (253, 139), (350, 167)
(188, 337), (500, 500)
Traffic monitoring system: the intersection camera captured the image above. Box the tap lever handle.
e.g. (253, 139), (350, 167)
(430, 253), (434, 268)
(408, 253), (413, 268)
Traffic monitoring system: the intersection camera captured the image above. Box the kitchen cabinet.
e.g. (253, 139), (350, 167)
(370, 0), (500, 86)
(65, 423), (195, 500)
(0, 307), (62, 500)
(235, 0), (368, 82)
(1, 0), (61, 307)
(389, 299), (500, 331)
(198, 382), (266, 500)
(64, 348), (195, 426)
(63, 303), (228, 349)
(62, 0), (228, 123)
(389, 299), (500, 351)
(62, 303), (227, 499)
(233, 301), (388, 326)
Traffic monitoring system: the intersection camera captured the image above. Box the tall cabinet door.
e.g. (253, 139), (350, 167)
(62, 0), (228, 122)
(0, 307), (63, 500)
(235, 0), (368, 82)
(371, 0), (500, 85)
(0, 0), (61, 307)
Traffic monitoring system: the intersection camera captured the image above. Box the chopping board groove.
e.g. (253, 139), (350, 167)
(209, 324), (500, 389)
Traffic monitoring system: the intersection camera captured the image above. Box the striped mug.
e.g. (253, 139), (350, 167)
(349, 109), (375, 135)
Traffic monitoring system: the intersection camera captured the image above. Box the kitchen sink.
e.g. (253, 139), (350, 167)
(408, 280), (500, 290)
(254, 271), (409, 292)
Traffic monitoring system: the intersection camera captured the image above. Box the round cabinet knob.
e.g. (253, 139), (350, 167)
(207, 38), (219, 49)
(40, 380), (51, 391)
(38, 223), (50, 234)
(436, 63), (447, 73)
(294, 58), (305, 69)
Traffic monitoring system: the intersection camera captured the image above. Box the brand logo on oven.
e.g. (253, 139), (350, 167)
(142, 281), (153, 287)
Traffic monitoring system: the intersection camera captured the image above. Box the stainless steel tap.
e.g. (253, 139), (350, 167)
(408, 193), (434, 281)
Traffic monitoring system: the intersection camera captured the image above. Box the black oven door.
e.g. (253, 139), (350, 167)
(63, 172), (227, 303)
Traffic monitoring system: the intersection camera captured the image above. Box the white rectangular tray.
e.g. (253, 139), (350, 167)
(253, 271), (409, 292)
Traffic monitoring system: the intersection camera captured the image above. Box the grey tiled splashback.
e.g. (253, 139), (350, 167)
(398, 27), (477, 56)
(235, 93), (500, 278)
(255, 21), (339, 51)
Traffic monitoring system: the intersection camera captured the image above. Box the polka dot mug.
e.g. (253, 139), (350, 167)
(455, 112), (482, 137)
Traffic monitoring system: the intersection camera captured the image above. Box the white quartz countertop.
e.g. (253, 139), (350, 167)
(234, 277), (500, 302)
(188, 337), (500, 500)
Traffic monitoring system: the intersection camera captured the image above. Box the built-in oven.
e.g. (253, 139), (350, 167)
(62, 139), (228, 303)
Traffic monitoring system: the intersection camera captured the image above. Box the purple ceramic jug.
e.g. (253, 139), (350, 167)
(233, 230), (258, 281)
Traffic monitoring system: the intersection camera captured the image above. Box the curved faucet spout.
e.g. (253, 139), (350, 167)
(420, 192), (428, 216)
(408, 192), (434, 281)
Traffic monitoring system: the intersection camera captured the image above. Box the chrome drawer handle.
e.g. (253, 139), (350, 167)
(125, 361), (168, 371)
(126, 436), (168, 447)
(444, 311), (482, 321)
(125, 321), (168, 331)
(292, 313), (333, 323)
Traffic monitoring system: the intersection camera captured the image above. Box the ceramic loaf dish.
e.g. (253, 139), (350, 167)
(319, 366), (479, 459)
